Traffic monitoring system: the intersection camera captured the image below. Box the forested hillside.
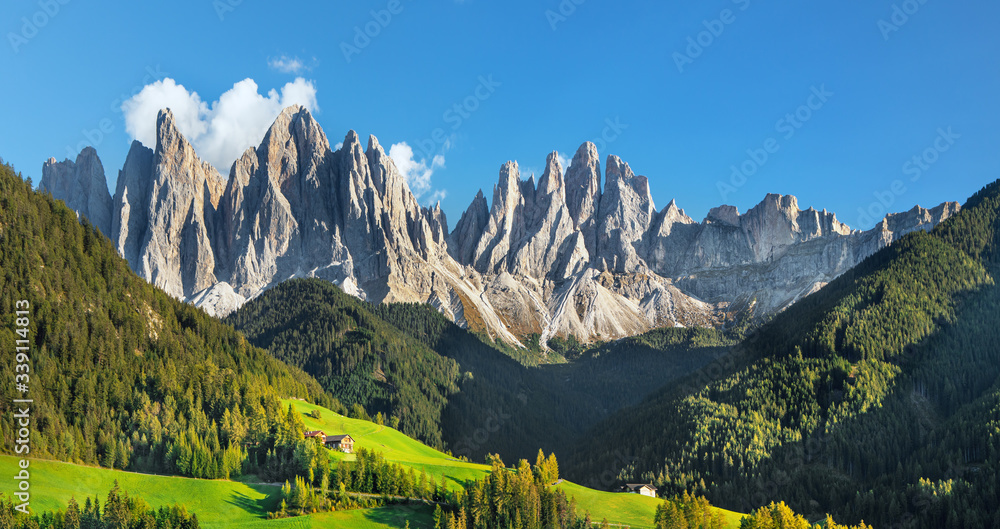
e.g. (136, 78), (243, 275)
(566, 180), (1000, 528)
(0, 161), (333, 480)
(227, 279), (463, 449)
(229, 278), (734, 463)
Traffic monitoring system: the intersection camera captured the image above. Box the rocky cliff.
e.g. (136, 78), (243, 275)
(111, 110), (225, 299)
(40, 147), (113, 236)
(44, 105), (961, 346)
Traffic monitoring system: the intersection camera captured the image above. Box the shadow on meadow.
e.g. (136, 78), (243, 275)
(363, 503), (435, 528)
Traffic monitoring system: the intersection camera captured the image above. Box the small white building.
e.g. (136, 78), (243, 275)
(623, 483), (657, 498)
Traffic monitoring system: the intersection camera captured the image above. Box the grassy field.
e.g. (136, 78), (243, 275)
(0, 456), (280, 528)
(288, 399), (745, 528)
(307, 505), (434, 528)
(283, 398), (492, 491)
(0, 401), (744, 528)
(555, 481), (744, 528)
(0, 456), (431, 529)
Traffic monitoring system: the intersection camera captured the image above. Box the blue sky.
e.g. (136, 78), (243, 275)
(1, 0), (997, 230)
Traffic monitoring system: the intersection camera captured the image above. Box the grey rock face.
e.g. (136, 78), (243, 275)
(199, 106), (520, 345)
(509, 152), (582, 279)
(423, 203), (449, 248)
(661, 195), (957, 318)
(595, 156), (656, 273)
(112, 141), (154, 269)
(110, 109), (224, 299)
(449, 190), (489, 265)
(40, 147), (113, 236)
(447, 146), (960, 345)
(44, 106), (962, 347)
(217, 104), (345, 299)
(471, 161), (527, 274)
(564, 142), (602, 257)
(142, 109), (225, 298)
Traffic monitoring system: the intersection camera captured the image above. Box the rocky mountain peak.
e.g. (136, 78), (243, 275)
(343, 129), (362, 148)
(537, 151), (565, 197)
(878, 202), (961, 235)
(450, 189), (490, 264)
(40, 146), (113, 236)
(155, 108), (185, 154)
(44, 104), (965, 347)
(256, 104), (331, 210)
(748, 193), (798, 218)
(604, 155), (627, 183)
(663, 198), (690, 218)
(366, 134), (394, 195)
(340, 130), (373, 204)
(521, 174), (537, 205)
(423, 202), (450, 246)
(144, 109), (226, 297)
(366, 132), (431, 259)
(706, 205), (741, 226)
(265, 104), (326, 148)
(603, 155), (655, 214)
(280, 103), (306, 117)
(564, 141), (602, 256)
(597, 155), (657, 273)
(496, 161), (524, 210)
(655, 199), (696, 237)
(367, 134), (383, 153)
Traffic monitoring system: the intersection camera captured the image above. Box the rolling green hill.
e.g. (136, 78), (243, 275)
(567, 180), (1000, 527)
(0, 395), (744, 529)
(230, 279), (734, 466)
(0, 161), (333, 481)
(282, 400), (744, 528)
(282, 398), (491, 491)
(553, 481), (744, 528)
(0, 455), (435, 529)
(227, 281), (463, 449)
(0, 456), (281, 528)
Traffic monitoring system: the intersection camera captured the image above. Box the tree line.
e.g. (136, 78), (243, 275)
(0, 482), (200, 529)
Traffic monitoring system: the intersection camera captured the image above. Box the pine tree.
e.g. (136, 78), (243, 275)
(433, 504), (444, 529)
(65, 497), (81, 529)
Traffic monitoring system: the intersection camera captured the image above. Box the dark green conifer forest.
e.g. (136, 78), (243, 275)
(0, 161), (333, 482)
(566, 180), (1000, 528)
(228, 278), (733, 462)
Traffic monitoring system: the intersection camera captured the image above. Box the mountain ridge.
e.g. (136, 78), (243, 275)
(563, 178), (1000, 527)
(43, 105), (960, 346)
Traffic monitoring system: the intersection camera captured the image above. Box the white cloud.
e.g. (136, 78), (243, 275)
(122, 77), (319, 173)
(388, 141), (446, 204)
(268, 55), (307, 74)
(426, 189), (448, 206)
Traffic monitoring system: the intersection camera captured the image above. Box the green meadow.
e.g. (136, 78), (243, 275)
(555, 481), (744, 528)
(284, 398), (492, 491)
(0, 456), (433, 529)
(286, 399), (743, 527)
(0, 400), (744, 528)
